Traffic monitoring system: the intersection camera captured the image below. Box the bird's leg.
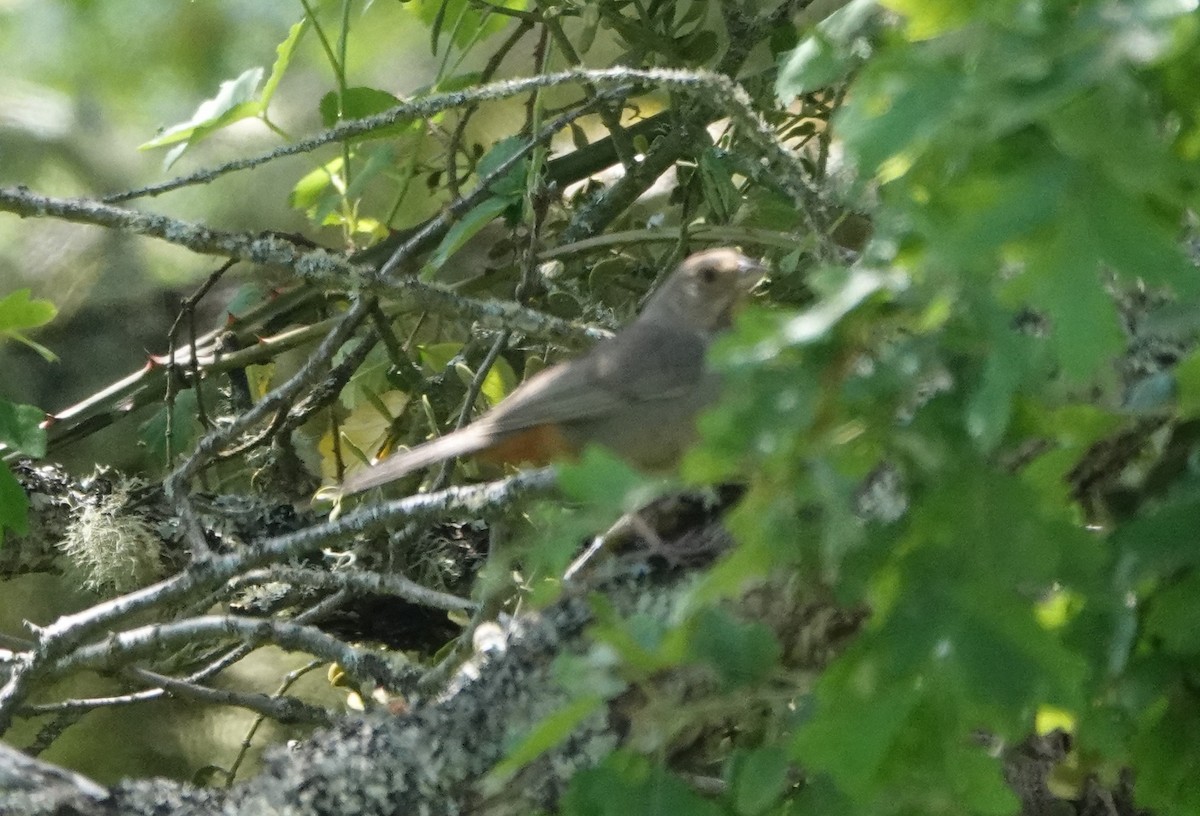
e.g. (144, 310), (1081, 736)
(571, 487), (744, 579)
(562, 509), (665, 582)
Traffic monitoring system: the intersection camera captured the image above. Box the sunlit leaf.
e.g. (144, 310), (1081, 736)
(0, 289), (56, 334)
(260, 18), (309, 108)
(290, 157), (344, 210)
(140, 67), (264, 152)
(880, 0), (979, 39)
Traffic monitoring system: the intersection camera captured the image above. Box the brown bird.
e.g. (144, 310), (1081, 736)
(342, 248), (763, 494)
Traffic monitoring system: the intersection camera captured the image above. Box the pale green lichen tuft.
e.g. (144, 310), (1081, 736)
(59, 487), (163, 595)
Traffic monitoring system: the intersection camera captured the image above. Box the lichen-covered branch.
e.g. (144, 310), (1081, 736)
(0, 469), (555, 735)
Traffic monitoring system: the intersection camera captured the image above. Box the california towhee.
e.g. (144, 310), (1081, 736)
(342, 248), (763, 494)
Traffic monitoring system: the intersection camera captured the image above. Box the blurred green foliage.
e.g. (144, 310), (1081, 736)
(674, 0), (1200, 812)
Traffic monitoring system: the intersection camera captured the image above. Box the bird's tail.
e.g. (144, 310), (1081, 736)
(341, 424), (493, 494)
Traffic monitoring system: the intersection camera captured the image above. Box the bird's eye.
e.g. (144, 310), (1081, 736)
(700, 266), (717, 284)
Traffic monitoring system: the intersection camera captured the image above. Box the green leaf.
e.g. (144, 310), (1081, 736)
(0, 400), (46, 457)
(140, 66), (264, 151)
(411, 71), (485, 98)
(1047, 86), (1184, 205)
(563, 752), (724, 816)
(476, 354), (517, 409)
(795, 662), (1017, 812)
(475, 135), (529, 198)
(722, 269), (888, 365)
(423, 196), (511, 278)
(448, 351), (517, 408)
(777, 35), (848, 102)
(521, 503), (618, 602)
(775, 0), (878, 101)
(317, 86), (411, 140)
(408, 0), (526, 52)
(222, 282), (272, 317)
(1175, 349), (1200, 418)
(1023, 217), (1124, 382)
(1132, 693), (1200, 813)
(789, 774), (856, 815)
(1144, 573), (1200, 655)
(482, 695), (604, 792)
(845, 466), (1096, 737)
(588, 598), (683, 676)
(0, 289), (56, 334)
(687, 318), (816, 484)
(1011, 403), (1120, 510)
(1075, 172), (1200, 299)
(290, 156), (344, 210)
(417, 342), (465, 374)
(260, 18), (309, 108)
(319, 86), (396, 123)
(343, 144), (399, 203)
(688, 608), (781, 689)
(576, 2), (601, 54)
(2, 332), (56, 362)
(412, 0), (530, 52)
(836, 57), (965, 179)
(683, 532), (777, 607)
(793, 658), (923, 795)
(928, 151), (1070, 271)
(878, 572), (1088, 714)
(0, 466), (30, 538)
(553, 650), (629, 700)
(0, 289), (57, 361)
(341, 344), (399, 411)
(881, 0), (978, 39)
(909, 463), (1094, 589)
(1111, 491), (1200, 577)
(966, 311), (1042, 452)
(680, 29), (719, 63)
(698, 148), (740, 224)
(558, 447), (661, 514)
(728, 745), (789, 816)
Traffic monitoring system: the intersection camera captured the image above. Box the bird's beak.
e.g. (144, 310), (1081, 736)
(737, 256), (768, 293)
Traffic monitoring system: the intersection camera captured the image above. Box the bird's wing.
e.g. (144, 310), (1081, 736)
(481, 323), (707, 436)
(340, 423), (495, 494)
(341, 325), (710, 493)
(593, 321), (709, 402)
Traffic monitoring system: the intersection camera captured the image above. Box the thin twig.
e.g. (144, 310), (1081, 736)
(224, 658), (329, 787)
(229, 565), (476, 612)
(18, 589), (350, 719)
(0, 469), (553, 734)
(49, 614), (413, 694)
(87, 68), (816, 208)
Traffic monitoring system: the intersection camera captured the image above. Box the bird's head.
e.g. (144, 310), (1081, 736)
(641, 248), (765, 333)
